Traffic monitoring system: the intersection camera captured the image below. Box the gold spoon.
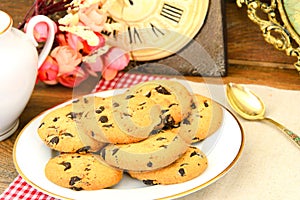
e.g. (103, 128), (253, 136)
(226, 82), (300, 149)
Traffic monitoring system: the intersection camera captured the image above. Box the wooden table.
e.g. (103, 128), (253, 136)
(1, 0), (300, 194)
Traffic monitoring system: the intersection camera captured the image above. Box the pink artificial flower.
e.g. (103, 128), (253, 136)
(57, 67), (89, 88)
(56, 33), (68, 46)
(102, 47), (130, 80)
(82, 32), (105, 55)
(50, 46), (82, 74)
(78, 4), (107, 32)
(83, 55), (104, 77)
(102, 68), (118, 81)
(25, 20), (57, 43)
(103, 47), (130, 69)
(37, 56), (59, 85)
(66, 32), (85, 52)
(56, 32), (104, 55)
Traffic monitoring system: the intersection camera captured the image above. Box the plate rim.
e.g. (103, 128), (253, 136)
(13, 90), (244, 200)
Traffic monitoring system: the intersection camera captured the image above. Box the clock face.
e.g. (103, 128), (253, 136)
(102, 0), (209, 61)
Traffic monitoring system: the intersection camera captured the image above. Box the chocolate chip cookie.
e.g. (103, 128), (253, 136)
(45, 153), (123, 190)
(38, 100), (104, 153)
(128, 146), (208, 185)
(125, 80), (196, 129)
(78, 94), (162, 144)
(191, 94), (223, 143)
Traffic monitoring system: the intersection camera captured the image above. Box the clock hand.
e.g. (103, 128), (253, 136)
(124, 0), (133, 6)
(128, 0), (134, 5)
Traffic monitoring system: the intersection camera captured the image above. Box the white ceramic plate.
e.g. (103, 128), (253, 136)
(13, 90), (244, 200)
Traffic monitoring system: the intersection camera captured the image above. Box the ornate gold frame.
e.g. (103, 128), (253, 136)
(237, 0), (300, 73)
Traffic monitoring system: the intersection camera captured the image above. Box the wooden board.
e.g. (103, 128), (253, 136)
(129, 0), (227, 77)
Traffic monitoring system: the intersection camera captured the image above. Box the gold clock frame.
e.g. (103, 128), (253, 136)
(237, 0), (300, 74)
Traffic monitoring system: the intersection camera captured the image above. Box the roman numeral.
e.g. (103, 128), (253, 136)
(150, 23), (165, 37)
(128, 26), (142, 44)
(160, 3), (183, 23)
(101, 16), (117, 37)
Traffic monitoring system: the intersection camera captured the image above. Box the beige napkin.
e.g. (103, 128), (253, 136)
(180, 82), (300, 200)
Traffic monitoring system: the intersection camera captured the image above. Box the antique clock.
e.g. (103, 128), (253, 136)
(103, 0), (209, 61)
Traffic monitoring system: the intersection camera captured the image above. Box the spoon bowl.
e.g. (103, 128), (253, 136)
(226, 83), (300, 149)
(226, 83), (265, 120)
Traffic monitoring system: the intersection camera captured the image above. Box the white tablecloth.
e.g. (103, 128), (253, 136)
(181, 81), (300, 200)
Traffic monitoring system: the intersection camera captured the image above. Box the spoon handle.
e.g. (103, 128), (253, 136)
(264, 117), (300, 148)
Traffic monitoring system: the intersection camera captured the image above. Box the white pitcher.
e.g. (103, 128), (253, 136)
(0, 10), (55, 141)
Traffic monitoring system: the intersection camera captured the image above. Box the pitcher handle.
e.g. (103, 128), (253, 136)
(25, 15), (55, 69)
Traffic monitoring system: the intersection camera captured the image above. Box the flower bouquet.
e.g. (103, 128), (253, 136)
(20, 0), (130, 88)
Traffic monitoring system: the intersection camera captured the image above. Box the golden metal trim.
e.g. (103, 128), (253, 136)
(236, 0), (300, 73)
(0, 11), (12, 35)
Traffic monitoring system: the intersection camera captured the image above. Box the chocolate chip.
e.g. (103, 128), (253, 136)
(190, 151), (200, 157)
(69, 176), (81, 186)
(156, 137), (167, 141)
(159, 145), (168, 149)
(147, 161), (153, 167)
(83, 97), (89, 104)
(84, 168), (91, 171)
(143, 179), (158, 185)
(49, 136), (59, 145)
(53, 117), (59, 122)
(113, 102), (120, 107)
(59, 161), (71, 171)
(76, 146), (91, 153)
(182, 118), (191, 125)
(72, 99), (80, 103)
(66, 112), (83, 120)
(197, 115), (203, 118)
(180, 163), (189, 167)
(72, 155), (81, 158)
(99, 116), (108, 123)
(178, 168), (186, 176)
(161, 109), (169, 114)
(102, 124), (113, 128)
(66, 112), (77, 120)
(126, 95), (135, 99)
(168, 103), (178, 108)
(150, 129), (160, 135)
(91, 131), (95, 137)
(70, 186), (83, 191)
(191, 101), (197, 109)
(38, 122), (45, 129)
(96, 106), (105, 114)
(155, 85), (171, 95)
(112, 148), (119, 156)
(204, 100), (209, 107)
(62, 133), (73, 137)
(123, 113), (132, 117)
(139, 102), (146, 106)
(163, 114), (175, 129)
(145, 91), (151, 98)
(100, 148), (106, 160)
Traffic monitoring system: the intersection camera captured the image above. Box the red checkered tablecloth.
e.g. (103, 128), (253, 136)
(92, 72), (167, 93)
(0, 72), (166, 200)
(0, 176), (55, 200)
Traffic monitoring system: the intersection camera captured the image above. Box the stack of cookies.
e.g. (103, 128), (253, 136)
(37, 80), (223, 191)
